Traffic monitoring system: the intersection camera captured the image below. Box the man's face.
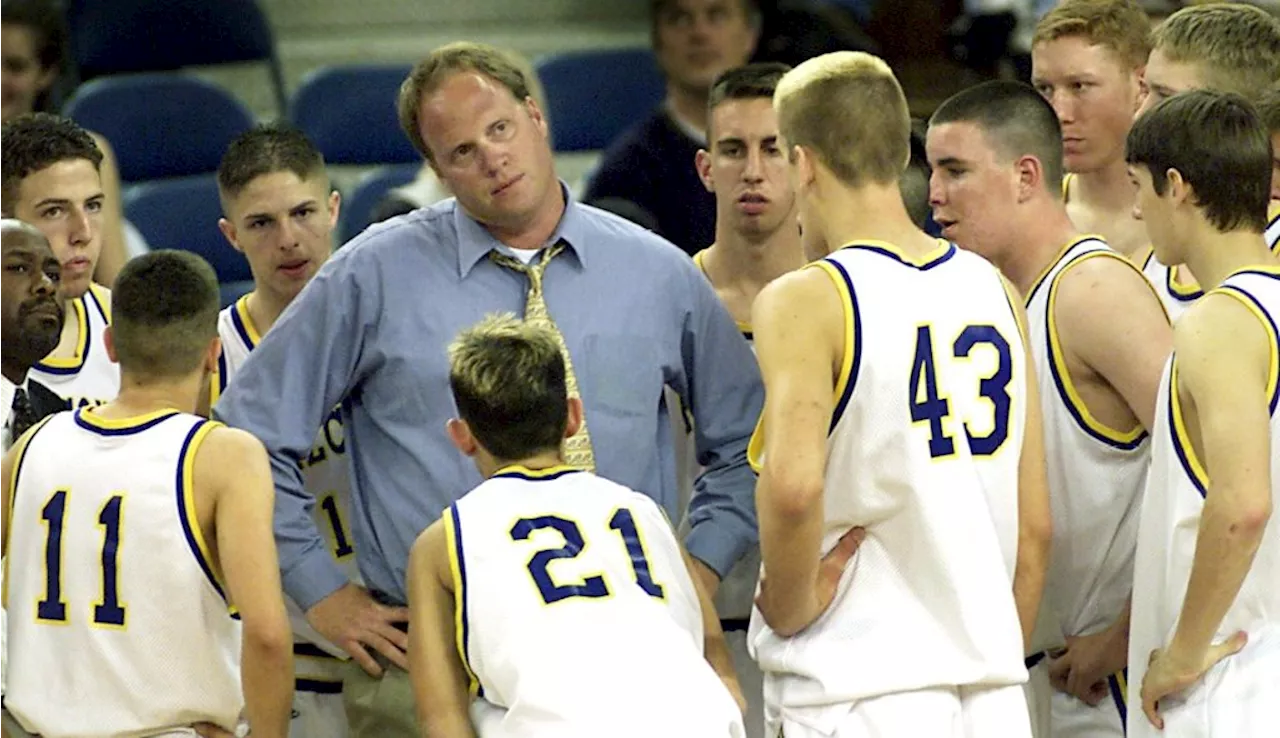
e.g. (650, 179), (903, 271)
(420, 71), (558, 233)
(1135, 48), (1207, 118)
(654, 0), (758, 96)
(927, 121), (1020, 262)
(1129, 164), (1180, 264)
(219, 170), (338, 304)
(1032, 36), (1144, 175)
(11, 158), (104, 300)
(1, 228), (65, 366)
(698, 97), (796, 241)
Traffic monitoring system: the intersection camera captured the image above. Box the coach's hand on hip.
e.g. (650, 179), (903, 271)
(306, 582), (411, 676)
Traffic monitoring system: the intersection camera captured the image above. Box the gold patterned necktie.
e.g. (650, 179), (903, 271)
(490, 242), (595, 470)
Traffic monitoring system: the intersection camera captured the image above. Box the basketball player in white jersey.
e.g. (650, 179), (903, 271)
(209, 124), (358, 738)
(1030, 0), (1151, 260)
(686, 61), (805, 738)
(1, 113), (120, 408)
(1131, 4), (1280, 321)
(928, 80), (1172, 738)
(1124, 90), (1280, 738)
(407, 313), (746, 737)
(747, 51), (1050, 738)
(1, 250), (293, 738)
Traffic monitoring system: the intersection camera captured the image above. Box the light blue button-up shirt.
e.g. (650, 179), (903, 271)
(214, 187), (764, 608)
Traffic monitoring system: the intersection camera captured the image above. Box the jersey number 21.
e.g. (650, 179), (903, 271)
(510, 508), (666, 605)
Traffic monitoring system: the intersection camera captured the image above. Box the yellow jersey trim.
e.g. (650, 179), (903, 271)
(34, 294), (89, 371)
(809, 260), (860, 432)
(1024, 235), (1105, 306)
(1045, 250), (1147, 448)
(1168, 360), (1209, 496)
(491, 464), (583, 481)
(841, 239), (953, 270)
(444, 505), (482, 698)
(1, 411), (54, 606)
(176, 419), (237, 614)
(231, 294), (263, 348)
(1061, 173), (1074, 203)
(88, 283), (112, 323)
(1212, 283), (1280, 417)
(75, 407), (180, 433)
(747, 413), (765, 474)
(1267, 201), (1280, 252)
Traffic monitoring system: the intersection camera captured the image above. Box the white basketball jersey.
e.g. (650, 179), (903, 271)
(3, 409), (242, 736)
(214, 295), (358, 687)
(1129, 267), (1280, 714)
(749, 242), (1028, 715)
(1025, 237), (1151, 639)
(450, 466), (743, 737)
(28, 284), (120, 408)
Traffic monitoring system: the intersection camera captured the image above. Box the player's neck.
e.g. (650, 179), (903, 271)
(478, 448), (566, 479)
(666, 88), (708, 138)
(1072, 160), (1135, 213)
(1182, 226), (1275, 291)
(245, 289), (292, 337)
(704, 232), (805, 292)
(98, 373), (205, 418)
(1001, 207), (1081, 296)
(818, 181), (932, 256)
(0, 359), (29, 387)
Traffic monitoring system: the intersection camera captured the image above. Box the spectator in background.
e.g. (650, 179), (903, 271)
(582, 0), (759, 255)
(1, 0), (144, 284)
(369, 50), (548, 226)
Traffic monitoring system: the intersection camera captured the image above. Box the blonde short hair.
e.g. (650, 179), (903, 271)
(397, 42), (547, 163)
(447, 313), (568, 461)
(1149, 3), (1280, 101)
(774, 51), (909, 188)
(1032, 0), (1152, 69)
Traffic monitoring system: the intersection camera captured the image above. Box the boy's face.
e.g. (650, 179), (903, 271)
(1270, 131), (1280, 202)
(11, 158), (105, 300)
(1135, 48), (1207, 118)
(218, 170), (339, 305)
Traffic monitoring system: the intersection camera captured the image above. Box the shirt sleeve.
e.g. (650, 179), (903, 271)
(677, 265), (765, 578)
(212, 246), (380, 610)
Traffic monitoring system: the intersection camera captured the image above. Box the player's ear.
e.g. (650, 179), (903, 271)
(446, 417), (478, 457)
(695, 149), (715, 193)
(103, 325), (118, 364)
(328, 190), (342, 232)
(204, 336), (222, 374)
(563, 397), (584, 439)
(1015, 154), (1041, 203)
(794, 145), (816, 191)
(217, 218), (243, 253)
(1165, 167), (1191, 207)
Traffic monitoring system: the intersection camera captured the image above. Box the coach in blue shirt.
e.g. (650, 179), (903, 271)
(213, 42), (762, 733)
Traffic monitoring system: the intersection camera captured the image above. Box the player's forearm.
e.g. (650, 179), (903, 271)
(422, 709), (477, 738)
(240, 624), (295, 738)
(757, 473), (824, 636)
(1170, 489), (1270, 658)
(1012, 528), (1050, 651)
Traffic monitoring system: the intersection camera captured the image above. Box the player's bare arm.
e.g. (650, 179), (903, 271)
(407, 520), (477, 738)
(1007, 279), (1052, 654)
(678, 544), (747, 713)
(198, 426), (295, 738)
(752, 268), (845, 637)
(1141, 293), (1270, 729)
(1050, 256), (1170, 700)
(1055, 255), (1172, 432)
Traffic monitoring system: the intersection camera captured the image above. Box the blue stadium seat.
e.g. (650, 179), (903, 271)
(291, 65), (420, 166)
(340, 164), (421, 244)
(65, 0), (287, 113)
(123, 175), (253, 307)
(64, 75), (255, 183)
(534, 48), (667, 152)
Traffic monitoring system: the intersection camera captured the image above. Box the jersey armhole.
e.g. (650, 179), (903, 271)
(2, 414), (58, 561)
(1208, 285), (1280, 418)
(1045, 251), (1149, 449)
(175, 419), (239, 616)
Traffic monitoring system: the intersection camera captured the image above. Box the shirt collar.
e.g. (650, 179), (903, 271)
(455, 180), (590, 278)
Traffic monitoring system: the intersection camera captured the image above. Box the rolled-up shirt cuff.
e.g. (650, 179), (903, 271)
(684, 522), (752, 580)
(283, 553), (350, 613)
